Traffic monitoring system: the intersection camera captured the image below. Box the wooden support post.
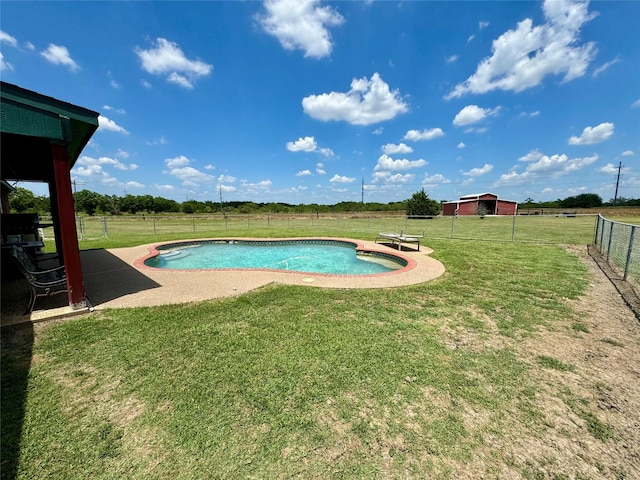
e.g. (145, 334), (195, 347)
(51, 143), (86, 308)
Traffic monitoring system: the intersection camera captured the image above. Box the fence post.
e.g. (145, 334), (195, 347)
(450, 216), (455, 239)
(599, 217), (606, 252)
(594, 215), (601, 247)
(606, 221), (615, 261)
(79, 217), (85, 240)
(623, 225), (636, 281)
(511, 215), (516, 242)
(153, 217), (157, 235)
(102, 216), (108, 238)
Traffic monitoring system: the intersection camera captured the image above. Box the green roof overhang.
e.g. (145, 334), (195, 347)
(1, 81), (99, 182)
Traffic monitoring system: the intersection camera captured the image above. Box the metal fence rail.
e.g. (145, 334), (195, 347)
(51, 213), (603, 245)
(594, 214), (639, 283)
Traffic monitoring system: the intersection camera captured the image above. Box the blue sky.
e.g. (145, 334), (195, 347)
(2, 0), (639, 205)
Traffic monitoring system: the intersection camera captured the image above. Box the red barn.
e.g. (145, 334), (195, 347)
(442, 193), (518, 216)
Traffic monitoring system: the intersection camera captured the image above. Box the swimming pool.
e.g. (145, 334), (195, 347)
(143, 239), (407, 275)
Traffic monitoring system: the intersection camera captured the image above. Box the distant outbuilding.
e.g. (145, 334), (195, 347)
(442, 193), (518, 216)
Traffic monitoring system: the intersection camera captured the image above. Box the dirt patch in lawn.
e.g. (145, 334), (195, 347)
(463, 245), (640, 478)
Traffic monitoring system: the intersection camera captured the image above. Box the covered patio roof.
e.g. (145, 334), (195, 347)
(1, 81), (99, 182)
(1, 81), (100, 313)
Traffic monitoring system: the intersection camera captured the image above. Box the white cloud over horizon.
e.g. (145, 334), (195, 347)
(453, 105), (500, 126)
(302, 72), (408, 125)
(382, 143), (413, 155)
(135, 38), (212, 89)
(163, 155), (215, 186)
(496, 152), (599, 186)
(41, 44), (79, 71)
(463, 164), (494, 176)
(568, 122), (614, 145)
(257, 0), (344, 59)
(329, 174), (356, 183)
(403, 128), (445, 141)
(374, 154), (427, 172)
(98, 115), (129, 135)
(447, 0), (597, 99)
(286, 136), (334, 157)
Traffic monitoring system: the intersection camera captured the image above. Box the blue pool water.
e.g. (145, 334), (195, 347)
(145, 240), (405, 275)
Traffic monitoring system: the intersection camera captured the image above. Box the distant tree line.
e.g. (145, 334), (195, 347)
(520, 193), (640, 210)
(8, 187), (639, 217)
(8, 187), (407, 216)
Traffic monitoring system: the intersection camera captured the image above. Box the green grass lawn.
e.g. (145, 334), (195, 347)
(63, 213), (602, 250)
(4, 234), (620, 479)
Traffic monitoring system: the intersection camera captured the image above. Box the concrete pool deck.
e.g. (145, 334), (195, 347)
(1, 238), (445, 326)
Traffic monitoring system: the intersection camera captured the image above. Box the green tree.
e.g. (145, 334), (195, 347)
(406, 188), (440, 216)
(8, 187), (36, 213)
(74, 189), (103, 215)
(560, 193), (603, 208)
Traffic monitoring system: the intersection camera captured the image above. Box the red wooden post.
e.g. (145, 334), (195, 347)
(51, 143), (86, 308)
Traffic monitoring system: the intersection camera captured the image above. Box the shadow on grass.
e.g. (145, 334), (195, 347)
(0, 323), (34, 480)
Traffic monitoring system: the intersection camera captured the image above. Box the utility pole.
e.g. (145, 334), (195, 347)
(613, 162), (623, 206)
(361, 178), (364, 204)
(219, 185), (224, 212)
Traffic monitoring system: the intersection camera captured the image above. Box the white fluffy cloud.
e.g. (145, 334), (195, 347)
(453, 105), (500, 126)
(568, 122), (614, 145)
(0, 30), (17, 47)
(497, 152), (599, 185)
(374, 154), (427, 172)
(98, 115), (129, 135)
(135, 38), (212, 89)
(302, 73), (408, 125)
(382, 143), (413, 155)
(0, 53), (13, 72)
(286, 136), (334, 156)
(447, 0), (596, 98)
(218, 175), (236, 183)
(163, 155), (215, 185)
(463, 164), (493, 176)
(72, 156), (140, 188)
(372, 171), (415, 184)
(329, 174), (355, 183)
(403, 128), (445, 141)
(287, 136), (317, 152)
(296, 170), (312, 176)
(422, 173), (450, 187)
(599, 163), (622, 175)
(258, 0), (344, 59)
(41, 44), (79, 72)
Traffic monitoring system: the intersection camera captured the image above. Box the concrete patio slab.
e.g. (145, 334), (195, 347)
(1, 238), (445, 326)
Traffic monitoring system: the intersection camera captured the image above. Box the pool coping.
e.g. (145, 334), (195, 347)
(74, 237), (444, 310)
(1, 238), (446, 323)
(133, 237), (418, 277)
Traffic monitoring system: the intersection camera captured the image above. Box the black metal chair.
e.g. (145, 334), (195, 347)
(9, 245), (68, 314)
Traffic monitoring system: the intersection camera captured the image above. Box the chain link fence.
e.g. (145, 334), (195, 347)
(593, 214), (639, 284)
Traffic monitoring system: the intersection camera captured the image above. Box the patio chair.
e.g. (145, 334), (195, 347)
(8, 244), (68, 314)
